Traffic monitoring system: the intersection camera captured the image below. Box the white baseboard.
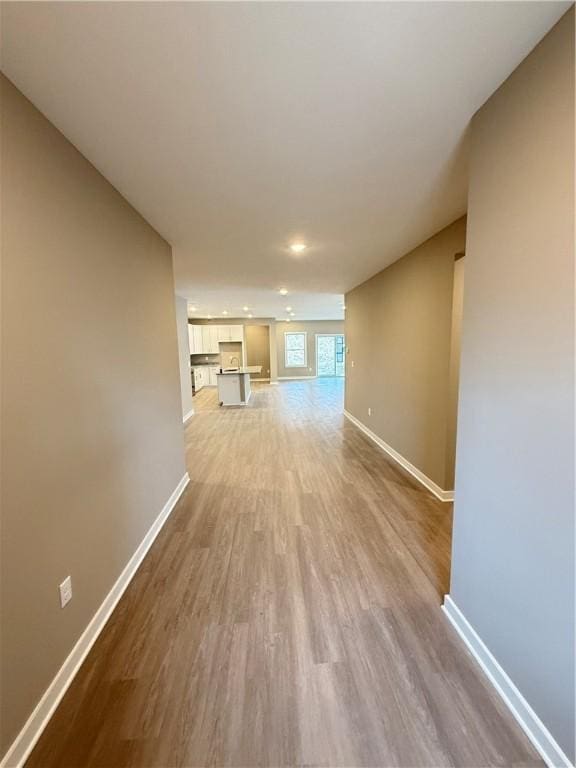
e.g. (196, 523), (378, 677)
(182, 409), (194, 423)
(343, 409), (453, 502)
(278, 375), (317, 380)
(1, 472), (190, 768)
(442, 595), (573, 768)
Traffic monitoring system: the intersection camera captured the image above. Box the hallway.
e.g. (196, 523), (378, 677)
(27, 380), (541, 767)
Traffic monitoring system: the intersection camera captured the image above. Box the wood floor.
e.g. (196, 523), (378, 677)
(27, 379), (541, 767)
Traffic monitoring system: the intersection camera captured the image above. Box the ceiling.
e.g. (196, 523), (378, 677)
(1, 2), (570, 319)
(183, 286), (345, 323)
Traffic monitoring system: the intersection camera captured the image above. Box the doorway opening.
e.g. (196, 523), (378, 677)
(316, 334), (345, 377)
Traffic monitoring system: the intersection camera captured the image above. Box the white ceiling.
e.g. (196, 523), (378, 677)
(183, 286), (345, 322)
(1, 2), (569, 319)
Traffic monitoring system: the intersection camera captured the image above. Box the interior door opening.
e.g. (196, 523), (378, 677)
(316, 334), (345, 377)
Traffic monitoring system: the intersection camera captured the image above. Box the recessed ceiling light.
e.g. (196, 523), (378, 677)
(279, 288), (288, 296)
(189, 305), (197, 312)
(222, 310), (228, 315)
(286, 306), (292, 312)
(290, 312), (295, 317)
(286, 318), (291, 323)
(242, 306), (249, 312)
(290, 243), (306, 253)
(248, 313), (253, 318)
(207, 314), (212, 319)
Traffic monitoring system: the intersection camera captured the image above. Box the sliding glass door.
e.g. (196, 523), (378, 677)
(316, 334), (345, 377)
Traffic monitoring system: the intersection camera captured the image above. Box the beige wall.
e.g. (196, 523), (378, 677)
(345, 217), (466, 490)
(450, 9), (574, 761)
(245, 324), (271, 379)
(276, 320), (345, 378)
(0, 76), (186, 757)
(175, 295), (194, 418)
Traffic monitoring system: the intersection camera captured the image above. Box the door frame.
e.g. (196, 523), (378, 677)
(315, 333), (346, 377)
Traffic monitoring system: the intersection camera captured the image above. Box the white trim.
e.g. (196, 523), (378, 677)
(278, 375), (317, 380)
(182, 409), (194, 423)
(343, 409), (453, 502)
(250, 377), (270, 382)
(0, 472), (190, 768)
(442, 596), (573, 768)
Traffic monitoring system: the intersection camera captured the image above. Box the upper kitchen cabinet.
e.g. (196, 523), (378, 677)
(209, 325), (219, 353)
(218, 324), (244, 342)
(201, 326), (211, 354)
(229, 325), (244, 342)
(188, 323), (244, 353)
(217, 325), (230, 343)
(188, 323), (203, 354)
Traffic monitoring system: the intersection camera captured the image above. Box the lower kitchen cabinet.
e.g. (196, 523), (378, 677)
(193, 366), (207, 391)
(194, 365), (220, 391)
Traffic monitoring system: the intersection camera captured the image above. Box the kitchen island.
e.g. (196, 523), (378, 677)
(217, 366), (261, 406)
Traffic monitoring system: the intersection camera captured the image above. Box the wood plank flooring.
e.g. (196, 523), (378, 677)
(27, 379), (542, 767)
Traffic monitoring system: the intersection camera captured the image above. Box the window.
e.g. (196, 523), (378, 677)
(335, 335), (344, 364)
(285, 332), (307, 368)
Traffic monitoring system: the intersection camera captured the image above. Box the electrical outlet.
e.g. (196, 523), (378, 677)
(351, 360), (355, 368)
(368, 407), (372, 416)
(59, 576), (72, 608)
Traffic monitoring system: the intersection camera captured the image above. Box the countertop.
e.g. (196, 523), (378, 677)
(217, 366), (262, 376)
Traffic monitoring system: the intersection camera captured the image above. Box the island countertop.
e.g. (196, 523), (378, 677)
(217, 366), (262, 376)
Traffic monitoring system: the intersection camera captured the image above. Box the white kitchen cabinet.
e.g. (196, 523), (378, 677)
(200, 326), (210, 354)
(229, 325), (244, 342)
(209, 366), (219, 386)
(217, 324), (243, 343)
(217, 325), (230, 343)
(188, 324), (196, 354)
(194, 365), (219, 390)
(209, 325), (219, 353)
(193, 366), (206, 391)
(189, 323), (243, 354)
(194, 325), (202, 353)
(189, 324), (203, 353)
